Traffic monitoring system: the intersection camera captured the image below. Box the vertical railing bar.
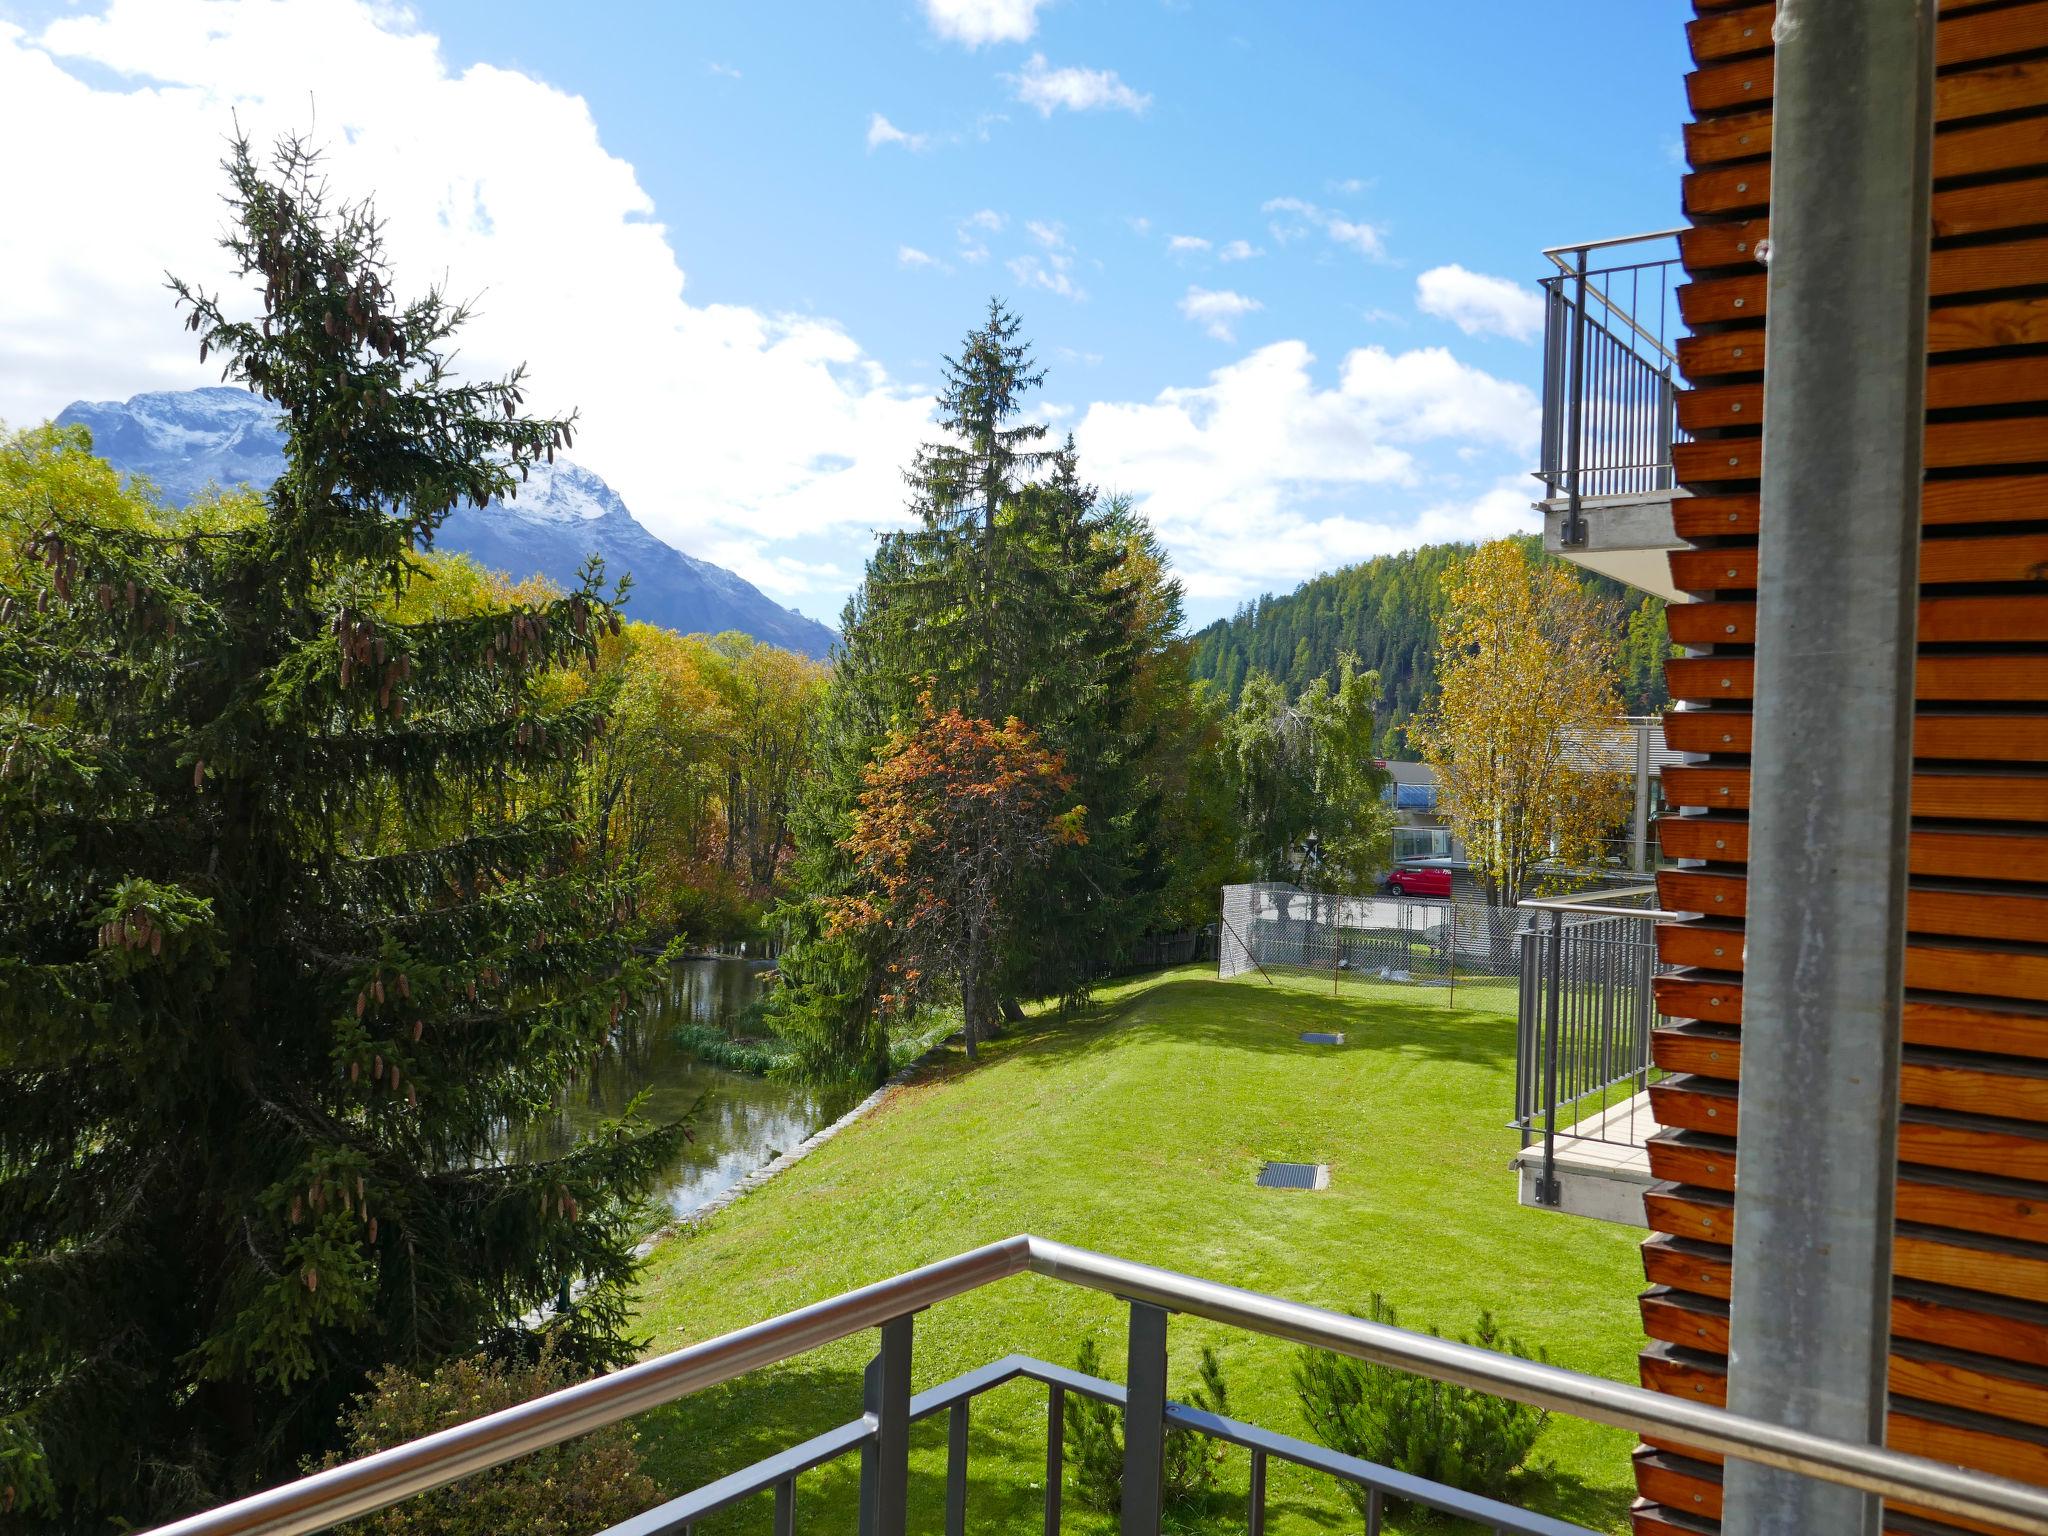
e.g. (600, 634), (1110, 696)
(946, 1401), (969, 1536)
(1366, 1486), (1385, 1535)
(774, 1478), (795, 1536)
(1121, 1302), (1170, 1536)
(858, 1314), (913, 1536)
(1542, 908), (1564, 1203)
(1045, 1382), (1064, 1536)
(1248, 1448), (1267, 1536)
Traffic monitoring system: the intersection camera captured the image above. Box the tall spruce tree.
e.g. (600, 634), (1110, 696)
(776, 302), (1200, 1074)
(0, 137), (679, 1526)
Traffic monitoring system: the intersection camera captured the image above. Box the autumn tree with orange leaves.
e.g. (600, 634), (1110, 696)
(833, 700), (1087, 1058)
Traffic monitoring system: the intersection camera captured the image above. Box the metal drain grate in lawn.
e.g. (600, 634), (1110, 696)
(1256, 1161), (1329, 1191)
(1299, 1031), (1344, 1045)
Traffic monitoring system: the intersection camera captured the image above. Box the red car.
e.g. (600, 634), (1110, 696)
(1384, 862), (1454, 899)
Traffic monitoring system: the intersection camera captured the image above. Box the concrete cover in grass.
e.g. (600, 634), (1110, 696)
(630, 967), (1644, 1534)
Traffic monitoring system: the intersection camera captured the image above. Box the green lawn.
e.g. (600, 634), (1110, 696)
(629, 967), (1646, 1535)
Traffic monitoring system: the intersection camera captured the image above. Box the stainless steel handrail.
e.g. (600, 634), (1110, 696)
(145, 1236), (2048, 1536)
(1543, 226), (1689, 260)
(1518, 888), (1683, 921)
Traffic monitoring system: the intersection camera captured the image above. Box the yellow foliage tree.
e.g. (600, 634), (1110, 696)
(1412, 539), (1633, 906)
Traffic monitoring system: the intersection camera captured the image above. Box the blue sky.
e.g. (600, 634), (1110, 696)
(0, 0), (1689, 627)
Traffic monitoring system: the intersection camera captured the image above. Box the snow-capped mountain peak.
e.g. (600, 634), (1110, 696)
(52, 387), (837, 659)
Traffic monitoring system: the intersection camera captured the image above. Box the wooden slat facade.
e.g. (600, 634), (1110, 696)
(1634, 4), (2048, 1531)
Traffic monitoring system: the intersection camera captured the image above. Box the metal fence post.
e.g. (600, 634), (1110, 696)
(946, 1401), (969, 1536)
(1121, 1301), (1169, 1536)
(1045, 1382), (1065, 1536)
(1248, 1448), (1267, 1536)
(1540, 910), (1565, 1206)
(1563, 246), (1590, 547)
(858, 1314), (914, 1536)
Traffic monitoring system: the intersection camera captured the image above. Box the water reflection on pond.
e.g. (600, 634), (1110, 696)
(506, 958), (853, 1221)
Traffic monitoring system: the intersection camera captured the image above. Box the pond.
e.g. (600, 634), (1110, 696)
(504, 957), (852, 1222)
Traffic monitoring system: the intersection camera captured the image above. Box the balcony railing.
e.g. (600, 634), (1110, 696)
(1514, 892), (1680, 1207)
(144, 1237), (2048, 1536)
(1537, 230), (1689, 543)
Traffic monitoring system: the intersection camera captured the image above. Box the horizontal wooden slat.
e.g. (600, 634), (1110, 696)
(1895, 1286), (2048, 1371)
(1652, 976), (2048, 1057)
(1661, 710), (1753, 755)
(1680, 296), (2048, 380)
(1668, 598), (2048, 651)
(1891, 1406), (2048, 1491)
(1641, 1295), (2048, 1436)
(1675, 417), (2048, 487)
(1671, 532), (2048, 598)
(1680, 239), (2048, 327)
(1922, 475), (2048, 527)
(1681, 173), (2048, 255)
(1672, 438), (1760, 485)
(1688, 44), (2048, 119)
(1690, 0), (2048, 70)
(1646, 1181), (1736, 1244)
(1663, 481), (2048, 541)
(1659, 867), (2048, 942)
(1682, 361), (2048, 429)
(1654, 915), (2048, 1004)
(1644, 1234), (1733, 1299)
(1899, 1225), (2048, 1304)
(1665, 711), (2048, 766)
(1659, 816), (2048, 882)
(1928, 296), (2048, 353)
(1668, 653), (2048, 705)
(1661, 765), (2048, 824)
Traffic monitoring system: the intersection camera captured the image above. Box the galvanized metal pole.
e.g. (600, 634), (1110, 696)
(1631, 722), (1652, 874)
(858, 1315), (914, 1536)
(1120, 1301), (1169, 1536)
(1541, 909), (1564, 1207)
(1721, 3), (1934, 1534)
(1563, 248), (1590, 546)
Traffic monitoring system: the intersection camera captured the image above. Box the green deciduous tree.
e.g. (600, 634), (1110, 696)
(0, 137), (679, 1526)
(1226, 653), (1393, 893)
(1412, 538), (1633, 905)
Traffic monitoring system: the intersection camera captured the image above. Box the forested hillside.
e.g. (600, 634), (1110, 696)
(1188, 534), (1673, 753)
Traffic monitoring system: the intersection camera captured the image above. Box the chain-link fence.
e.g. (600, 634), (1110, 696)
(1217, 882), (1532, 1011)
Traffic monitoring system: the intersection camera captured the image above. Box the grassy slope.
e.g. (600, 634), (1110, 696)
(631, 968), (1645, 1535)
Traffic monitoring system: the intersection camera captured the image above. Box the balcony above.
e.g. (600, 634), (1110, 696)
(1533, 230), (1691, 604)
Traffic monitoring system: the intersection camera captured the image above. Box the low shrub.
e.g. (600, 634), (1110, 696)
(317, 1341), (657, 1535)
(1293, 1295), (1548, 1520)
(1064, 1338), (1231, 1514)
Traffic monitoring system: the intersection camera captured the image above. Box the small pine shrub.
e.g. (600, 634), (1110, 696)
(317, 1341), (657, 1535)
(1064, 1338), (1231, 1514)
(1293, 1295), (1549, 1521)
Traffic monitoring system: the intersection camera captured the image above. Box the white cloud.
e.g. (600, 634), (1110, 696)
(1177, 285), (1263, 341)
(1026, 218), (1069, 250)
(1008, 54), (1151, 116)
(1329, 176), (1367, 195)
(1127, 215), (1152, 235)
(1008, 252), (1084, 301)
(1217, 239), (1262, 262)
(707, 61), (742, 79)
(1167, 234), (1211, 254)
(1075, 342), (1538, 598)
(1262, 195), (1387, 260)
(866, 112), (930, 152)
(898, 245), (948, 272)
(1, 1), (935, 615)
(921, 0), (1047, 47)
(1415, 263), (1545, 342)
